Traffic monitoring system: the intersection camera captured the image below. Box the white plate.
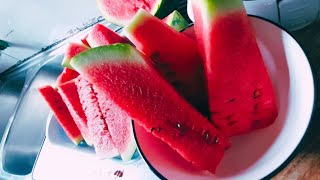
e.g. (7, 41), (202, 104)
(133, 16), (315, 180)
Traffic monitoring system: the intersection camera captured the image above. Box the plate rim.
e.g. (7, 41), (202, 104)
(132, 14), (316, 180)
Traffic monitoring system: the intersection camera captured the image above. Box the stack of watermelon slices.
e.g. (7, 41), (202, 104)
(39, 0), (278, 173)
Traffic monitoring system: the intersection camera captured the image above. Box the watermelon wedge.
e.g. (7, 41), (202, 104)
(96, 86), (137, 161)
(124, 9), (208, 114)
(97, 0), (179, 26)
(55, 68), (79, 87)
(86, 24), (127, 48)
(61, 43), (89, 69)
(38, 86), (83, 145)
(58, 80), (92, 146)
(191, 0), (278, 136)
(163, 10), (189, 32)
(76, 76), (119, 158)
(70, 44), (229, 173)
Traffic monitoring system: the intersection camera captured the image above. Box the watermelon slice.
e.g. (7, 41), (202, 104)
(191, 0), (278, 136)
(38, 85), (83, 145)
(76, 76), (119, 158)
(58, 80), (92, 146)
(61, 43), (89, 69)
(97, 0), (179, 26)
(86, 24), (127, 48)
(163, 10), (189, 32)
(124, 9), (208, 114)
(70, 44), (229, 173)
(55, 68), (79, 87)
(96, 86), (137, 161)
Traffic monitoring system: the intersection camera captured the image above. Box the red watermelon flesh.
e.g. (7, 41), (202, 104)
(76, 76), (119, 158)
(124, 9), (208, 115)
(181, 26), (196, 40)
(81, 35), (91, 47)
(38, 85), (83, 145)
(55, 68), (79, 87)
(96, 86), (137, 161)
(87, 24), (127, 48)
(71, 44), (229, 173)
(97, 0), (179, 26)
(191, 0), (278, 136)
(58, 79), (92, 146)
(61, 43), (89, 69)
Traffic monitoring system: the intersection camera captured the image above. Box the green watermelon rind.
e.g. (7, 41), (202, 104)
(61, 43), (90, 70)
(97, 0), (179, 27)
(192, 0), (243, 20)
(164, 10), (189, 32)
(70, 44), (146, 73)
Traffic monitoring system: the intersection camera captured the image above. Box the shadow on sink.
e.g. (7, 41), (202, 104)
(1, 56), (63, 176)
(0, 74), (26, 142)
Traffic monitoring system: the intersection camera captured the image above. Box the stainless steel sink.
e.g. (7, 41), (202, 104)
(0, 56), (63, 177)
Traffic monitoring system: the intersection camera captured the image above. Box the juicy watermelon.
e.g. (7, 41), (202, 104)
(70, 44), (229, 173)
(38, 85), (83, 145)
(96, 85), (137, 161)
(86, 24), (127, 48)
(181, 26), (196, 40)
(163, 10), (189, 32)
(97, 0), (179, 26)
(81, 35), (91, 47)
(191, 0), (278, 136)
(76, 76), (119, 158)
(61, 43), (89, 69)
(55, 68), (79, 87)
(58, 79), (92, 146)
(124, 9), (208, 115)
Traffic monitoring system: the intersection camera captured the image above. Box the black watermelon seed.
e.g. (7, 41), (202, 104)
(227, 121), (237, 126)
(157, 127), (161, 132)
(228, 98), (236, 103)
(150, 127), (155, 132)
(204, 132), (209, 141)
(253, 89), (261, 99)
(176, 123), (181, 128)
(214, 136), (219, 144)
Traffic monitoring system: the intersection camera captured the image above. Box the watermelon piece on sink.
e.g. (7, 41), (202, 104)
(38, 85), (83, 145)
(191, 0), (278, 136)
(97, 0), (180, 26)
(86, 24), (127, 48)
(76, 76), (119, 158)
(70, 44), (229, 173)
(124, 9), (208, 115)
(58, 79), (92, 146)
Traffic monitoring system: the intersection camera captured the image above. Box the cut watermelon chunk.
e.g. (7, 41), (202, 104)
(191, 0), (278, 136)
(55, 68), (79, 87)
(58, 79), (92, 146)
(87, 24), (127, 48)
(124, 9), (208, 114)
(163, 10), (189, 32)
(97, 0), (179, 26)
(38, 85), (83, 145)
(76, 76), (119, 158)
(96, 86), (137, 161)
(70, 44), (229, 173)
(61, 43), (89, 69)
